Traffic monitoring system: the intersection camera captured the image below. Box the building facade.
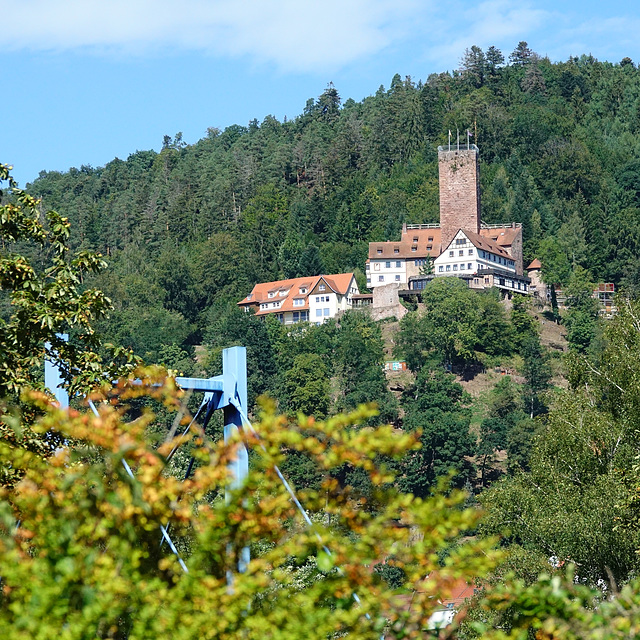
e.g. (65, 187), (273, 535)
(366, 144), (524, 291)
(238, 273), (360, 325)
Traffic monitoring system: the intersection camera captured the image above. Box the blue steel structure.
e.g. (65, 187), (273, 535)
(45, 344), (379, 632)
(45, 344), (250, 575)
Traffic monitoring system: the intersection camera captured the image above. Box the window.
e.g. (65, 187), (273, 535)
(378, 275), (384, 282)
(394, 248), (399, 254)
(449, 251), (454, 257)
(453, 264), (458, 271)
(499, 278), (505, 286)
(279, 290), (286, 296)
(268, 292), (275, 298)
(395, 275), (401, 281)
(411, 246), (417, 252)
(427, 245), (432, 250)
(293, 311), (299, 322)
(323, 308), (330, 316)
(319, 284), (325, 292)
(438, 266), (444, 272)
(395, 261), (401, 268)
(385, 261), (391, 268)
(316, 309), (322, 317)
(377, 248), (383, 254)
(468, 263), (472, 270)
(299, 287), (307, 294)
(374, 262), (380, 271)
(446, 265), (451, 271)
(456, 238), (465, 245)
(316, 296), (320, 302)
(460, 263), (465, 270)
(293, 298), (304, 306)
(468, 249), (473, 255)
(428, 236), (433, 241)
(301, 311), (309, 321)
(413, 236), (419, 242)
(459, 250), (464, 256)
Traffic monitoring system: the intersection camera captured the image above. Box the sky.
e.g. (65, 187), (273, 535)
(2, 0), (639, 188)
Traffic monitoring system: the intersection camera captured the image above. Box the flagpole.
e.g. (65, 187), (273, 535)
(448, 130), (451, 151)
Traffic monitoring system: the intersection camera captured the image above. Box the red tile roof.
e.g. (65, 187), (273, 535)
(368, 227), (442, 260)
(369, 225), (520, 261)
(459, 229), (511, 258)
(238, 273), (356, 316)
(479, 226), (520, 249)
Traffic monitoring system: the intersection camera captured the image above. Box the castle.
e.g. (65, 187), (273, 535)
(366, 145), (530, 296)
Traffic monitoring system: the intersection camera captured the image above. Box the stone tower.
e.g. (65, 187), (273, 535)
(438, 145), (481, 250)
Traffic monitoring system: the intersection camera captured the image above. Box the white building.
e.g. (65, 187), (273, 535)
(238, 273), (360, 325)
(433, 229), (516, 276)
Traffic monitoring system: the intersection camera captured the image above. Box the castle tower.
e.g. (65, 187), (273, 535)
(438, 145), (481, 250)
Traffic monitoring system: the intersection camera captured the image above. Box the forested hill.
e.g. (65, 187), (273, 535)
(27, 44), (640, 358)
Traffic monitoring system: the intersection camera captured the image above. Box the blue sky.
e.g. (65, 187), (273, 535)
(2, 0), (638, 188)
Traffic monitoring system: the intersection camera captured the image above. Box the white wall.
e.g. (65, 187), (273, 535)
(368, 258), (407, 288)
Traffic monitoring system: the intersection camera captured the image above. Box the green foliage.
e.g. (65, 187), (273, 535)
(334, 312), (398, 425)
(481, 298), (640, 588)
(0, 164), (138, 398)
(280, 353), (330, 419)
(0, 379), (500, 639)
(395, 280), (515, 370)
(396, 366), (475, 496)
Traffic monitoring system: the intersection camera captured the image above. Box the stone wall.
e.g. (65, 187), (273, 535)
(438, 148), (481, 249)
(509, 226), (524, 275)
(370, 283), (408, 321)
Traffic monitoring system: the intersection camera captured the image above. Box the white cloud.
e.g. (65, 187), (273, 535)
(0, 0), (424, 72)
(417, 0), (550, 70)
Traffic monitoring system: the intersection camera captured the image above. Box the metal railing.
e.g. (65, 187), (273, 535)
(480, 222), (522, 229)
(437, 143), (479, 152)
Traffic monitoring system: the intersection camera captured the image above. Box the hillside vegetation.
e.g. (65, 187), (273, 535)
(25, 45), (640, 362)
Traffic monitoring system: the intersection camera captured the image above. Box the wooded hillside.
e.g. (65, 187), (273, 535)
(26, 45), (640, 361)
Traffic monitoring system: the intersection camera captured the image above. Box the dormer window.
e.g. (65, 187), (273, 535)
(299, 287), (307, 294)
(268, 292), (275, 298)
(428, 236), (433, 241)
(427, 245), (432, 250)
(411, 246), (417, 252)
(393, 248), (399, 254)
(413, 236), (419, 242)
(247, 294), (252, 300)
(279, 290), (287, 296)
(377, 248), (383, 254)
